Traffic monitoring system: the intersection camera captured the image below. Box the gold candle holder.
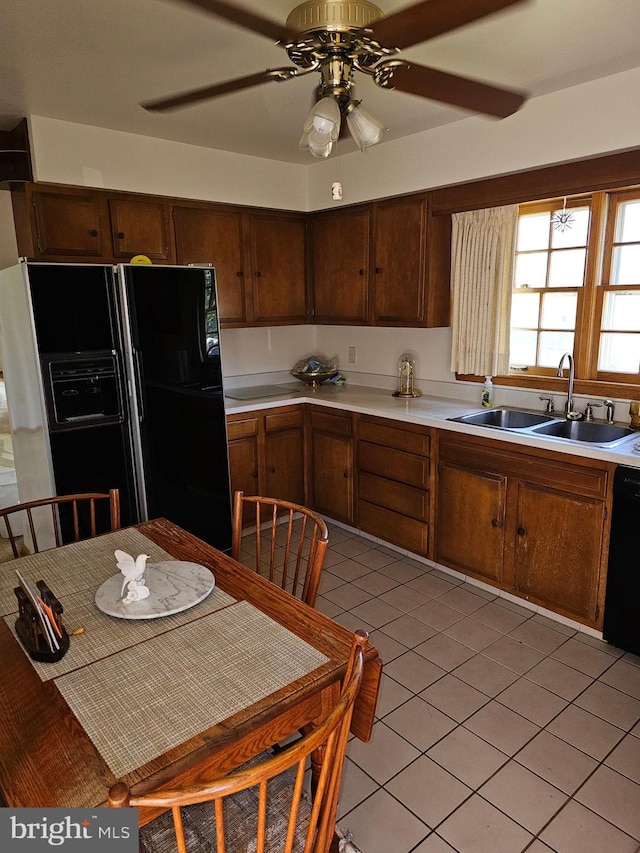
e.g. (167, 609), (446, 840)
(630, 401), (640, 430)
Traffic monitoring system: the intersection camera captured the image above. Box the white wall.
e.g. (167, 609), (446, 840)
(307, 66), (640, 209)
(29, 116), (309, 211)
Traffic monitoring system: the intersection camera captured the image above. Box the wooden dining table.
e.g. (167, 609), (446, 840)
(0, 518), (382, 819)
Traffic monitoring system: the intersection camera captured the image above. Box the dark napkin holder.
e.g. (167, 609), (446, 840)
(14, 580), (70, 662)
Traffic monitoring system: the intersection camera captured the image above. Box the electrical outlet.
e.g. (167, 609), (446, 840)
(348, 346), (357, 364)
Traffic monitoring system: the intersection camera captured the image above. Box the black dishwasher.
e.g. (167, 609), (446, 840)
(603, 465), (640, 655)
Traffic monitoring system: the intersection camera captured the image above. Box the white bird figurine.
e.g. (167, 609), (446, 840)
(115, 550), (150, 598)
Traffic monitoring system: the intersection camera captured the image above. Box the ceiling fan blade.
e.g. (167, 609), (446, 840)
(369, 0), (527, 50)
(142, 67), (301, 112)
(376, 61), (525, 118)
(178, 0), (300, 43)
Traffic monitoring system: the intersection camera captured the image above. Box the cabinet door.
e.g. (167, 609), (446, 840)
(311, 207), (370, 324)
(248, 214), (307, 323)
(436, 461), (507, 583)
(311, 431), (353, 524)
(373, 195), (427, 325)
(174, 206), (247, 324)
(265, 428), (305, 505)
(109, 198), (171, 261)
(227, 417), (261, 500)
(32, 189), (104, 258)
(513, 481), (605, 623)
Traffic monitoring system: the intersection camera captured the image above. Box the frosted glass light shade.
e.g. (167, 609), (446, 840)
(299, 96), (342, 159)
(346, 103), (386, 152)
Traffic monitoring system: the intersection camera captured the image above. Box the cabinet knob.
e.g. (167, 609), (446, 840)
(491, 518), (500, 528)
(89, 229), (99, 237)
(270, 466), (276, 474)
(517, 526), (526, 536)
(252, 471), (258, 479)
(375, 267), (382, 274)
(358, 268), (365, 276)
(255, 271), (262, 278)
(343, 471), (349, 478)
(117, 231), (125, 239)
(236, 270), (244, 277)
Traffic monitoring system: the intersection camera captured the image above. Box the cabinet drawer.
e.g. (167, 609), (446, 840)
(226, 417), (259, 440)
(310, 409), (352, 437)
(358, 500), (428, 555)
(359, 471), (428, 521)
(359, 418), (430, 455)
(358, 441), (429, 488)
(265, 408), (304, 432)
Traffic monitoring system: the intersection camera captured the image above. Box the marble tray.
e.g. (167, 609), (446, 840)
(95, 561), (215, 620)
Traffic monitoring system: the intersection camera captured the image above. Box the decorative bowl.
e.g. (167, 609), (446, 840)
(290, 368), (335, 387)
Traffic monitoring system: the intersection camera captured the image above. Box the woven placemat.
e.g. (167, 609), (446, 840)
(55, 601), (330, 778)
(0, 529), (173, 616)
(4, 584), (235, 681)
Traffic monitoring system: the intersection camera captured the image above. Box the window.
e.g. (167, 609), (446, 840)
(508, 188), (640, 392)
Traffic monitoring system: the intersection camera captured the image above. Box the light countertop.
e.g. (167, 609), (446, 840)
(224, 382), (640, 469)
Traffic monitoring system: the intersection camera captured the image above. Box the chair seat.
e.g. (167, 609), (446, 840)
(139, 753), (313, 853)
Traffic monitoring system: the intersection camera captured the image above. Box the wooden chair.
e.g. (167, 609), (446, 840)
(0, 490), (121, 558)
(109, 631), (367, 853)
(231, 491), (329, 608)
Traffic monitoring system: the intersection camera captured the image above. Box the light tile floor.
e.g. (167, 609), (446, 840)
(305, 522), (640, 853)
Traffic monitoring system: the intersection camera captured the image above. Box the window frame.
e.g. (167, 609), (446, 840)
(495, 187), (640, 399)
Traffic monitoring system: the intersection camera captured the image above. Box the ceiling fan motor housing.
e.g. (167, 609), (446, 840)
(285, 0), (385, 34)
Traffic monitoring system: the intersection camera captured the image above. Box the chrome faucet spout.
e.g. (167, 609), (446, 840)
(557, 352), (581, 419)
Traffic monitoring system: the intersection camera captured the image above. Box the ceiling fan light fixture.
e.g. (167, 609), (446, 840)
(300, 96), (342, 158)
(345, 100), (386, 152)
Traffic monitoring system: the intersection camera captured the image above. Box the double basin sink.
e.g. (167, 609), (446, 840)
(448, 407), (636, 448)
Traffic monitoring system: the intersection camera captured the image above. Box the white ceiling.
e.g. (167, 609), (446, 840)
(1, 0), (640, 165)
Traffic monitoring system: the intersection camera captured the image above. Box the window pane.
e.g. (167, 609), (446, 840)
(539, 332), (574, 367)
(510, 292), (540, 328)
(517, 212), (550, 250)
(551, 207), (590, 248)
(509, 329), (537, 366)
(514, 252), (547, 289)
(615, 200), (640, 242)
(598, 332), (640, 373)
(601, 291), (640, 331)
(611, 245), (640, 285)
(548, 248), (586, 287)
(541, 292), (577, 329)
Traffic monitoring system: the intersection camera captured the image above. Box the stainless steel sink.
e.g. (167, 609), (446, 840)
(448, 407), (636, 448)
(530, 419), (636, 446)
(449, 408), (556, 429)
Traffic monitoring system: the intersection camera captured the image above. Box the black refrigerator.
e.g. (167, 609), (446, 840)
(0, 260), (232, 551)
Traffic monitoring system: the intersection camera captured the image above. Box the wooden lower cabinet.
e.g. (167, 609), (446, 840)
(436, 433), (613, 628)
(437, 461), (506, 583)
(356, 415), (432, 556)
(308, 408), (354, 525)
(226, 406), (305, 522)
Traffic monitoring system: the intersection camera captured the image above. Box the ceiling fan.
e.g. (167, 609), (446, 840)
(142, 0), (528, 158)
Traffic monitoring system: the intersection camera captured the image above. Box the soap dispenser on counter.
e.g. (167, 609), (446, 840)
(393, 353), (422, 398)
(481, 376), (494, 408)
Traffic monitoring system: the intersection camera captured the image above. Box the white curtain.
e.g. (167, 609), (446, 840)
(450, 205), (518, 377)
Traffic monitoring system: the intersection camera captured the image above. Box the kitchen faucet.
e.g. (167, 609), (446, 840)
(556, 352), (582, 420)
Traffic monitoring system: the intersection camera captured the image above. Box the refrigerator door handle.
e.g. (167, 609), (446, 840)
(132, 349), (145, 423)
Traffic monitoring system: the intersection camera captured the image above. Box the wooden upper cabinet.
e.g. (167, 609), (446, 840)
(311, 206), (370, 324)
(173, 205), (247, 325)
(109, 197), (172, 261)
(248, 213), (308, 324)
(372, 195), (427, 326)
(30, 188), (104, 258)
